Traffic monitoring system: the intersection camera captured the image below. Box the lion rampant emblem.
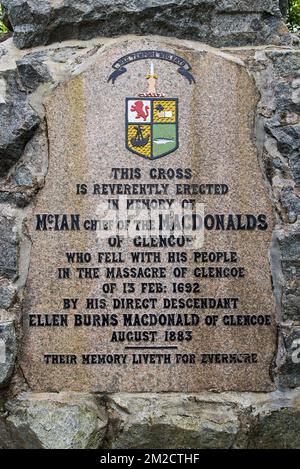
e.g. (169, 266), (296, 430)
(130, 101), (150, 121)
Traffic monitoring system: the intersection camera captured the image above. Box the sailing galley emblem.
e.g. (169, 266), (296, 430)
(108, 50), (195, 160)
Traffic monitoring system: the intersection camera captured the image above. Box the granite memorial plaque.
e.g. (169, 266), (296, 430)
(21, 38), (276, 392)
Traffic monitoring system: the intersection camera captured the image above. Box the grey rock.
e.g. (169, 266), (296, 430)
(0, 72), (40, 176)
(289, 154), (300, 187)
(260, 52), (300, 123)
(11, 165), (34, 187)
(249, 407), (300, 449)
(0, 322), (17, 389)
(0, 191), (31, 208)
(0, 392), (108, 449)
(279, 0), (289, 17)
(17, 54), (52, 91)
(0, 279), (16, 310)
(280, 187), (300, 222)
(274, 82), (300, 116)
(107, 394), (240, 449)
(0, 415), (14, 449)
(0, 416), (45, 449)
(0, 126), (49, 207)
(9, 125), (49, 194)
(1, 390), (300, 449)
(212, 13), (269, 45)
(277, 326), (300, 389)
(0, 46), (7, 60)
(216, 0), (280, 14)
(282, 285), (300, 321)
(2, 0), (290, 50)
(279, 229), (300, 280)
(0, 33), (12, 45)
(267, 124), (300, 158)
(0, 216), (18, 280)
(268, 51), (300, 79)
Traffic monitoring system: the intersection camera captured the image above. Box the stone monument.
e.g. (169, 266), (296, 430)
(0, 0), (299, 449)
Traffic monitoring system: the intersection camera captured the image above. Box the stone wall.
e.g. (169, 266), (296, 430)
(1, 0), (292, 49)
(0, 0), (299, 449)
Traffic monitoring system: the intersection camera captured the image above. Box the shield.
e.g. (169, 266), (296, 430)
(126, 98), (179, 160)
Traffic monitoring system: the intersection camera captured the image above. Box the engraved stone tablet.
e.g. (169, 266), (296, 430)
(21, 38), (276, 392)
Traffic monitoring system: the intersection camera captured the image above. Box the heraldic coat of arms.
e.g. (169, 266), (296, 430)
(126, 63), (178, 160)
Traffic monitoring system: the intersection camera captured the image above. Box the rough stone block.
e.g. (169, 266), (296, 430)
(1, 392), (108, 449)
(268, 124), (300, 158)
(107, 394), (240, 449)
(0, 72), (40, 176)
(0, 216), (18, 281)
(279, 228), (300, 281)
(0, 279), (16, 310)
(280, 187), (300, 222)
(0, 321), (17, 389)
(249, 407), (300, 449)
(2, 0), (290, 50)
(282, 284), (300, 322)
(277, 326), (300, 389)
(17, 55), (52, 91)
